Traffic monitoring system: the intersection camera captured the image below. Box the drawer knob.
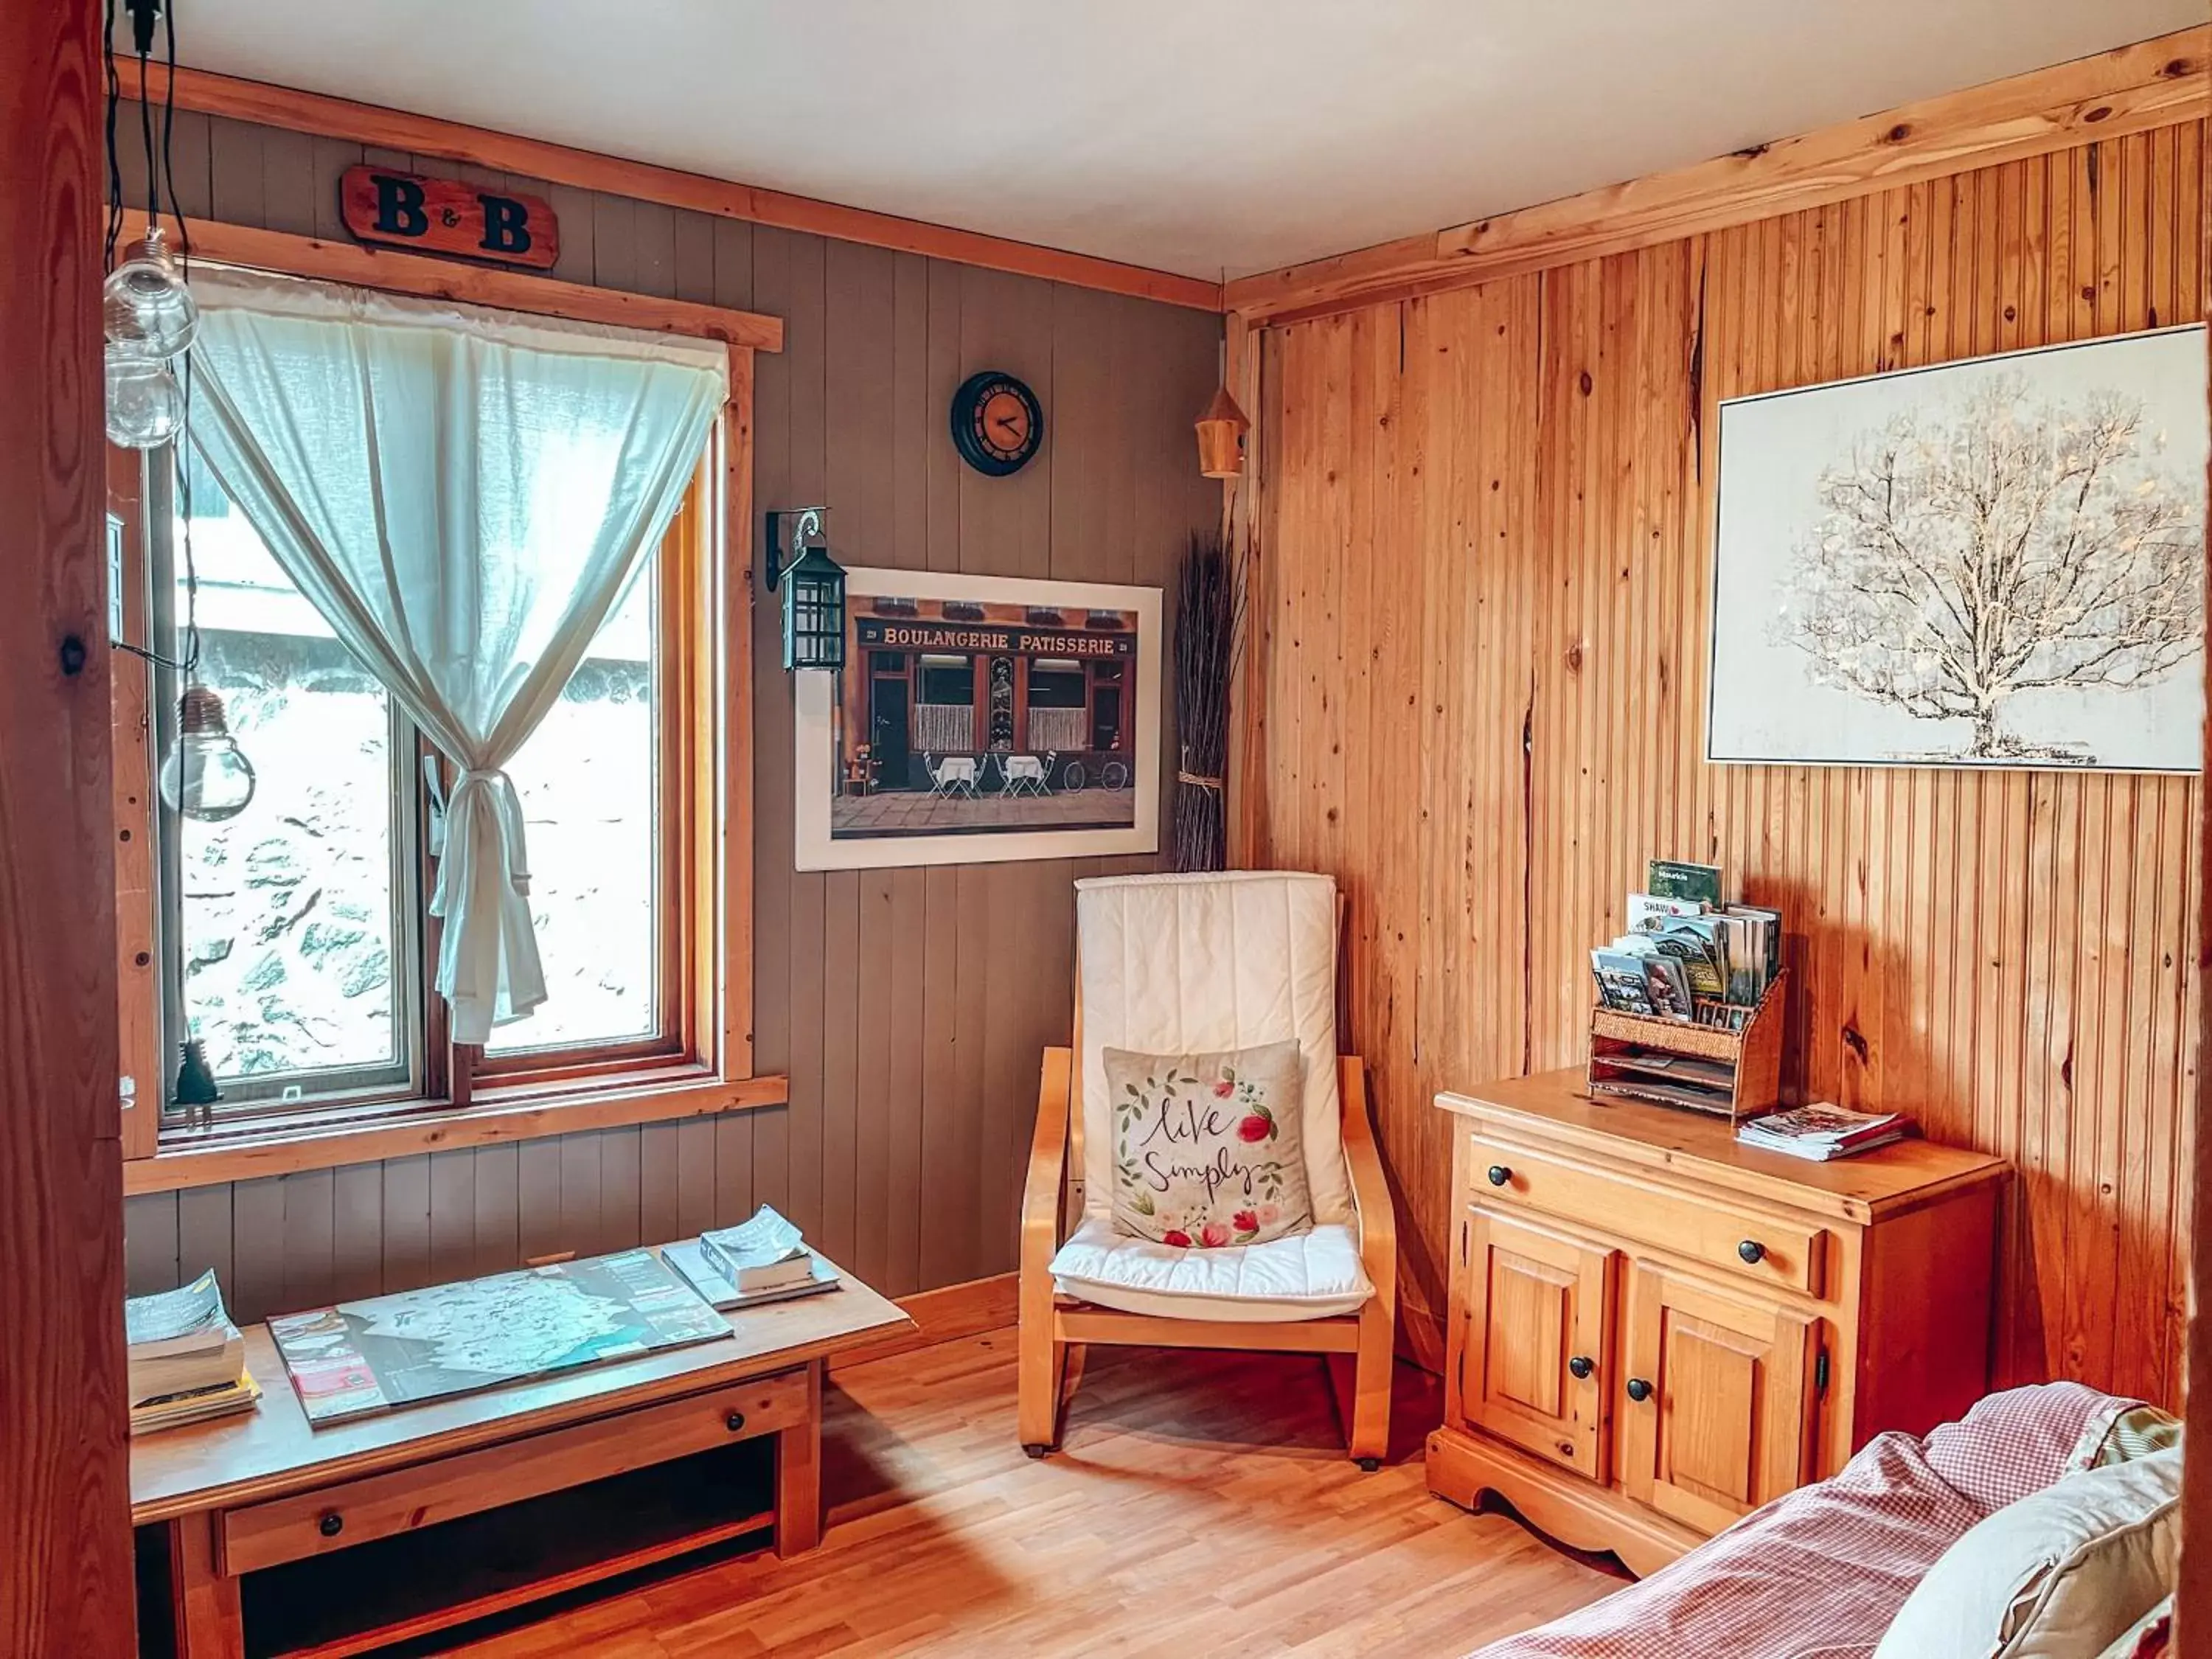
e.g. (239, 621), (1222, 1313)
(725, 1410), (748, 1433)
(1625, 1377), (1654, 1404)
(1737, 1239), (1766, 1265)
(318, 1512), (344, 1539)
(1568, 1355), (1594, 1381)
(1486, 1164), (1512, 1188)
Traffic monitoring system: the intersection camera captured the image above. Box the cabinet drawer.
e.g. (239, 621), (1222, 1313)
(220, 1368), (808, 1575)
(1466, 1133), (1826, 1296)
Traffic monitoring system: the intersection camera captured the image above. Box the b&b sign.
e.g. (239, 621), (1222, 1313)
(339, 166), (560, 271)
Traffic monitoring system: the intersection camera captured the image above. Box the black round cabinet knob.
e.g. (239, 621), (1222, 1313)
(1737, 1239), (1766, 1265)
(1625, 1377), (1654, 1403)
(1568, 1355), (1594, 1381)
(319, 1512), (344, 1538)
(725, 1411), (747, 1433)
(1486, 1165), (1512, 1188)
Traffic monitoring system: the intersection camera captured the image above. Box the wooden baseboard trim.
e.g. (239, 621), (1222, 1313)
(830, 1273), (1018, 1373)
(1427, 1425), (1700, 1580)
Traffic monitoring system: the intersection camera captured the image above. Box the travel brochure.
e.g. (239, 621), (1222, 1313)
(1737, 1102), (1914, 1161)
(1590, 859), (1782, 1031)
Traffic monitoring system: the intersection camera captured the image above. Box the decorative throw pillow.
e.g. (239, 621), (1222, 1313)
(1872, 1446), (2180, 1659)
(1102, 1040), (1311, 1248)
(2097, 1596), (2171, 1659)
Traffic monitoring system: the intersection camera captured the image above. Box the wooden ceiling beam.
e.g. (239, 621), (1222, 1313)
(1228, 27), (2208, 326)
(119, 59), (1225, 313)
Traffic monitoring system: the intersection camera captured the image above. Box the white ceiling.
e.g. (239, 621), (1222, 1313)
(175, 1), (2196, 282)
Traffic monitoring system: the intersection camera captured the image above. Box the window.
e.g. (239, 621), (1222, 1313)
(138, 445), (715, 1128)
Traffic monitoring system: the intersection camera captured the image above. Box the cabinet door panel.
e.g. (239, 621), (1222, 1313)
(1460, 1206), (1616, 1481)
(1619, 1261), (1818, 1536)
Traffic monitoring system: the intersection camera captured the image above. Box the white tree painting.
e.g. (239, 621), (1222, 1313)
(1708, 327), (2208, 772)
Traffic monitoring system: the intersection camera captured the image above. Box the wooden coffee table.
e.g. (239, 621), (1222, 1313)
(131, 1251), (911, 1658)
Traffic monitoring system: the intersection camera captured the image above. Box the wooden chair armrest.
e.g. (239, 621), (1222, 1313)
(1023, 1046), (1074, 1279)
(1338, 1057), (1397, 1304)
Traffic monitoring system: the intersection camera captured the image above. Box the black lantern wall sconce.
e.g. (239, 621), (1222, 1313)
(764, 506), (846, 672)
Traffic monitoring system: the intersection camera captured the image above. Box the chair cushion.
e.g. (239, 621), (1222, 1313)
(1102, 1039), (1313, 1246)
(1076, 872), (1351, 1227)
(1049, 1216), (1371, 1323)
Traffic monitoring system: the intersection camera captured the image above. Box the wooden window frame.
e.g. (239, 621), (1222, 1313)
(111, 211), (779, 1182)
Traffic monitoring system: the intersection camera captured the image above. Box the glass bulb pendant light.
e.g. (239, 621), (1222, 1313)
(105, 349), (184, 449)
(160, 683), (257, 822)
(103, 223), (200, 361)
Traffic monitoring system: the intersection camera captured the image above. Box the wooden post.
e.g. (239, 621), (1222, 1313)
(2179, 159), (2211, 1659)
(0, 0), (136, 1652)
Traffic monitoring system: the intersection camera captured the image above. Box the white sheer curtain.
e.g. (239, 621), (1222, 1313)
(185, 268), (727, 1044)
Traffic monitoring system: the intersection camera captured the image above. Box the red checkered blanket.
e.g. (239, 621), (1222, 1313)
(1469, 1382), (2135, 1659)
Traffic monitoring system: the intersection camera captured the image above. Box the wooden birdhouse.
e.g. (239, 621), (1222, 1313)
(1194, 383), (1251, 479)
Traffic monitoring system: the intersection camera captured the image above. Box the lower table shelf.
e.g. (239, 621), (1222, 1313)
(140, 1438), (777, 1659)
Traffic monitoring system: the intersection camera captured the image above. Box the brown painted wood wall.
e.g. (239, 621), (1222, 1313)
(120, 113), (1219, 1321)
(1244, 122), (2205, 1408)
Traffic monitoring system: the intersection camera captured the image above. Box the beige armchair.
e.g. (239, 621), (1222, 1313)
(1017, 871), (1397, 1466)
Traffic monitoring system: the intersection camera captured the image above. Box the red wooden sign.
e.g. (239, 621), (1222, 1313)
(338, 165), (560, 271)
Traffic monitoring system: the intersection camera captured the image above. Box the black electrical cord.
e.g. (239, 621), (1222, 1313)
(103, 0), (124, 269)
(100, 0), (204, 677)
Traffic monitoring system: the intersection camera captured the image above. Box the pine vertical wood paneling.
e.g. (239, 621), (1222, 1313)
(119, 113), (1220, 1325)
(1248, 124), (2205, 1407)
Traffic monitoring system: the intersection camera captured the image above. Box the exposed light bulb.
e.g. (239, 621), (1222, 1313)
(102, 224), (200, 361)
(159, 684), (257, 822)
(105, 350), (183, 449)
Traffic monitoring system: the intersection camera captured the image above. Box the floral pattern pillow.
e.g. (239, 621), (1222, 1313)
(1102, 1039), (1312, 1248)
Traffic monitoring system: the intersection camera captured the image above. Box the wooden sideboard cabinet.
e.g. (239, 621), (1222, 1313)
(1427, 1069), (2009, 1575)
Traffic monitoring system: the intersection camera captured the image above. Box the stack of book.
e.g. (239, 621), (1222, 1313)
(126, 1270), (260, 1435)
(1589, 858), (1783, 1031)
(664, 1206), (839, 1311)
(1736, 1103), (1913, 1162)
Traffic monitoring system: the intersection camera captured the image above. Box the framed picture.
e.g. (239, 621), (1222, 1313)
(1708, 324), (2206, 773)
(793, 568), (1162, 870)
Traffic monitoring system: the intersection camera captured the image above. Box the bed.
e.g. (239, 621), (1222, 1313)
(1468, 1382), (2170, 1659)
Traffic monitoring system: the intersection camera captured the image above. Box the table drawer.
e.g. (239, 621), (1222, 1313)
(1466, 1133), (1826, 1296)
(220, 1368), (808, 1576)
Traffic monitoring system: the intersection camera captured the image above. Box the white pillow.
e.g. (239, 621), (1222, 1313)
(1874, 1447), (2180, 1659)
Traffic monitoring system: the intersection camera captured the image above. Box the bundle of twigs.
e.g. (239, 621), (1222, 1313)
(1172, 526), (1245, 872)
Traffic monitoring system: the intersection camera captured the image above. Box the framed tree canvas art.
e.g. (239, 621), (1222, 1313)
(793, 568), (1162, 870)
(1707, 325), (2206, 773)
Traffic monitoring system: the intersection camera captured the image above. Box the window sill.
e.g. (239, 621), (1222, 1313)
(124, 1071), (790, 1195)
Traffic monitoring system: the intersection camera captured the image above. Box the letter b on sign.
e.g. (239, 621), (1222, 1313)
(479, 195), (533, 257)
(371, 174), (428, 237)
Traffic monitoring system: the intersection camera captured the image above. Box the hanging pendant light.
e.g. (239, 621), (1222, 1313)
(105, 350), (184, 449)
(104, 223), (200, 361)
(159, 683), (257, 822)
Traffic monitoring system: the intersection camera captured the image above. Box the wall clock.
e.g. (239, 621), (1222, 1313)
(950, 370), (1043, 476)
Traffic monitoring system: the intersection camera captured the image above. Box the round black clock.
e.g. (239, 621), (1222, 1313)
(950, 370), (1043, 476)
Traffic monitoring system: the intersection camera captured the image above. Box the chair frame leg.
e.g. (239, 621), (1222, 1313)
(1017, 1324), (1067, 1454)
(1348, 1292), (1393, 1467)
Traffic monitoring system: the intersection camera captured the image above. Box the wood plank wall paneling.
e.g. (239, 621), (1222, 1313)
(119, 113), (1219, 1322)
(1246, 123), (2205, 1408)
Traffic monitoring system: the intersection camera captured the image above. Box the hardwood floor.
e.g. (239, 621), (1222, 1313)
(438, 1332), (1618, 1658)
